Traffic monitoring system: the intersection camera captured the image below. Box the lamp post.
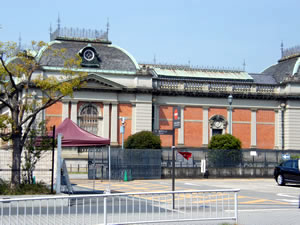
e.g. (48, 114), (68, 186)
(280, 102), (286, 151)
(228, 94), (233, 134)
(120, 117), (126, 149)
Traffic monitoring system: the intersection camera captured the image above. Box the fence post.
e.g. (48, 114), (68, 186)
(234, 192), (238, 224)
(104, 197), (107, 225)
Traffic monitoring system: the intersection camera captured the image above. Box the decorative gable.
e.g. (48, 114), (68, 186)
(84, 74), (124, 90)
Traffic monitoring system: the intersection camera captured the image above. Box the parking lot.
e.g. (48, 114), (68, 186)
(71, 178), (300, 224)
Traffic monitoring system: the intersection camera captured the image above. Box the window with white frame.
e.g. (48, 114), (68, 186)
(78, 104), (99, 135)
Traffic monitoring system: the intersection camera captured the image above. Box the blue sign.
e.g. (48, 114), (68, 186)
(282, 153), (290, 160)
(120, 126), (125, 134)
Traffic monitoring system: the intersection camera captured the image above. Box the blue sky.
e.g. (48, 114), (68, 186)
(1, 0), (300, 73)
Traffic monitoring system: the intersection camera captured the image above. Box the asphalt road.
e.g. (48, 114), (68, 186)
(1, 178), (299, 225)
(71, 178), (300, 225)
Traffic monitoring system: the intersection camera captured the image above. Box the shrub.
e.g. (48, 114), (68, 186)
(208, 134), (242, 168)
(0, 179), (52, 195)
(208, 134), (241, 150)
(124, 131), (161, 149)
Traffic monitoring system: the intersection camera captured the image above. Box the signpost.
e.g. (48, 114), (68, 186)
(154, 106), (181, 209)
(282, 153), (290, 160)
(153, 106), (181, 209)
(172, 106), (181, 209)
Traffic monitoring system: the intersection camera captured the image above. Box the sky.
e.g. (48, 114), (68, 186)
(1, 0), (300, 73)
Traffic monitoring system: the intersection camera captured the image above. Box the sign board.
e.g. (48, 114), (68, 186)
(173, 106), (181, 129)
(201, 159), (206, 173)
(120, 125), (125, 134)
(250, 151), (257, 156)
(282, 153), (290, 160)
(154, 129), (174, 135)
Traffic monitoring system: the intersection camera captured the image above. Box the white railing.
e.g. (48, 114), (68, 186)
(0, 189), (239, 225)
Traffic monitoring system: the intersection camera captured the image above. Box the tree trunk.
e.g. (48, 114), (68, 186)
(11, 133), (22, 186)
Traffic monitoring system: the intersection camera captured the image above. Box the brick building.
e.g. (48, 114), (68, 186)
(4, 26), (300, 151)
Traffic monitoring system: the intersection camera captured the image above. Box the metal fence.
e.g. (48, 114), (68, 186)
(162, 149), (300, 169)
(0, 189), (239, 225)
(0, 149), (54, 185)
(87, 148), (161, 180)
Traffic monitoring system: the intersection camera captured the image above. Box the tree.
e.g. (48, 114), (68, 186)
(124, 131), (161, 149)
(0, 41), (87, 186)
(208, 134), (242, 167)
(22, 121), (53, 184)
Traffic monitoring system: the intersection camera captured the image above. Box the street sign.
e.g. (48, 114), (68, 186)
(154, 129), (174, 135)
(282, 153), (290, 160)
(173, 106), (181, 128)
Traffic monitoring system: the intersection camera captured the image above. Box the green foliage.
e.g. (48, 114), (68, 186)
(0, 179), (52, 195)
(124, 131), (161, 149)
(0, 40), (87, 185)
(208, 134), (241, 150)
(291, 155), (300, 159)
(208, 134), (242, 168)
(22, 121), (53, 184)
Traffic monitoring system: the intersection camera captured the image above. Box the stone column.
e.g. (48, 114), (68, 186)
(110, 103), (118, 145)
(131, 103), (136, 134)
(251, 108), (257, 148)
(153, 104), (160, 130)
(70, 101), (78, 124)
(274, 109), (279, 149)
(178, 106), (184, 146)
(62, 101), (69, 121)
(202, 107), (209, 147)
(102, 103), (110, 139)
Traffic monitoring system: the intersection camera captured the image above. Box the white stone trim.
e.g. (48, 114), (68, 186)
(110, 104), (118, 144)
(178, 107), (184, 145)
(62, 102), (69, 121)
(103, 104), (110, 139)
(203, 108), (209, 146)
(251, 109), (256, 148)
(71, 102), (77, 124)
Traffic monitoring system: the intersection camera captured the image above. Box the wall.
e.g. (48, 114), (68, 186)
(118, 104), (132, 145)
(45, 102), (62, 130)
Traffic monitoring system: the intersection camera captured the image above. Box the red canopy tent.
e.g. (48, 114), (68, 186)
(54, 118), (110, 147)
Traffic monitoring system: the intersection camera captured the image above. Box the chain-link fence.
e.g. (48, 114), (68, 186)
(0, 148), (55, 185)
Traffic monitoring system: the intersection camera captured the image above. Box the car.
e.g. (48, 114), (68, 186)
(274, 159), (300, 185)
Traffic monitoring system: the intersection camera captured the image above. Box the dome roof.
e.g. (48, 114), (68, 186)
(263, 56), (300, 83)
(37, 39), (139, 72)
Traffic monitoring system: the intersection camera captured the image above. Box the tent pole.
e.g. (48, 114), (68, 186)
(56, 133), (62, 194)
(93, 147), (96, 192)
(108, 145), (111, 193)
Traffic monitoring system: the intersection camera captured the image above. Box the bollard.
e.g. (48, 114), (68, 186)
(124, 170), (128, 182)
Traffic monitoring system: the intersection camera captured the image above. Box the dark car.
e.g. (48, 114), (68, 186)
(274, 159), (300, 185)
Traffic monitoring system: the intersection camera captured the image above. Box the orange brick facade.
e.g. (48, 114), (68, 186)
(45, 102), (62, 130)
(158, 105), (275, 149)
(184, 107), (203, 147)
(232, 109), (251, 148)
(118, 104), (132, 145)
(46, 102), (276, 149)
(256, 110), (275, 149)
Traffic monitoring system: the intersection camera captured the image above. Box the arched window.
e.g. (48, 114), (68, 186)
(78, 104), (99, 135)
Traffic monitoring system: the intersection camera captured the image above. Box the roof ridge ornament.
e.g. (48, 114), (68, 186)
(139, 62), (244, 73)
(50, 18), (109, 42)
(281, 44), (300, 60)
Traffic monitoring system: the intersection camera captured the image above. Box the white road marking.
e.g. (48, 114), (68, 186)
(184, 183), (198, 186)
(277, 193), (297, 198)
(226, 208), (297, 212)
